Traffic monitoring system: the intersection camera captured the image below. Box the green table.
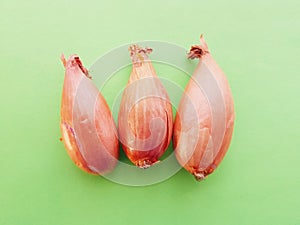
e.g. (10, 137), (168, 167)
(1, 0), (299, 224)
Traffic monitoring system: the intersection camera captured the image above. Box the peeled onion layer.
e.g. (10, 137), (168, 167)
(60, 54), (119, 175)
(173, 35), (235, 180)
(118, 45), (173, 168)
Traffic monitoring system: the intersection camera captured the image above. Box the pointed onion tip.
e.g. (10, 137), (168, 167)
(129, 44), (153, 64)
(129, 44), (152, 55)
(199, 34), (208, 51)
(187, 34), (209, 59)
(73, 55), (91, 78)
(62, 54), (91, 79)
(60, 53), (67, 68)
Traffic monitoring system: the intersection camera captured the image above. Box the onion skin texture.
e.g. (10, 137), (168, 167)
(173, 35), (235, 180)
(60, 54), (119, 175)
(118, 45), (173, 168)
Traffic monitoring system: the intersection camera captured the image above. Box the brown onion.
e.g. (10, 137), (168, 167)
(60, 54), (119, 174)
(118, 45), (173, 168)
(173, 35), (235, 180)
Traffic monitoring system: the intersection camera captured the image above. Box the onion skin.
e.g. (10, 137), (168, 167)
(60, 54), (119, 174)
(118, 45), (173, 168)
(173, 35), (235, 180)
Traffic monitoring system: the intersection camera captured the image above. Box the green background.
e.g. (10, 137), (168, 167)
(1, 0), (299, 224)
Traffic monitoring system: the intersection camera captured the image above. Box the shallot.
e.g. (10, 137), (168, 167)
(173, 35), (235, 180)
(118, 45), (173, 168)
(60, 54), (119, 174)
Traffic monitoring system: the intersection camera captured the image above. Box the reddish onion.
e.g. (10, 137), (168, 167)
(60, 54), (119, 174)
(118, 45), (173, 168)
(173, 35), (235, 180)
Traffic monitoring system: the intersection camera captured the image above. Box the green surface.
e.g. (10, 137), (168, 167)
(1, 0), (299, 224)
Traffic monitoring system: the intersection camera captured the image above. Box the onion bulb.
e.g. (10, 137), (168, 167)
(173, 35), (235, 180)
(118, 45), (173, 168)
(60, 54), (119, 174)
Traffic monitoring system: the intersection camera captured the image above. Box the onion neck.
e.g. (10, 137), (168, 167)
(187, 34), (210, 59)
(61, 54), (91, 79)
(129, 44), (152, 66)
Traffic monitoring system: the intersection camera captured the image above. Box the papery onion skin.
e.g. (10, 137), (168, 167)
(173, 35), (235, 180)
(118, 45), (173, 168)
(60, 54), (119, 175)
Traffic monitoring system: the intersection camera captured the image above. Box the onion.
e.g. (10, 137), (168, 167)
(173, 35), (235, 180)
(118, 45), (173, 168)
(60, 54), (119, 174)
